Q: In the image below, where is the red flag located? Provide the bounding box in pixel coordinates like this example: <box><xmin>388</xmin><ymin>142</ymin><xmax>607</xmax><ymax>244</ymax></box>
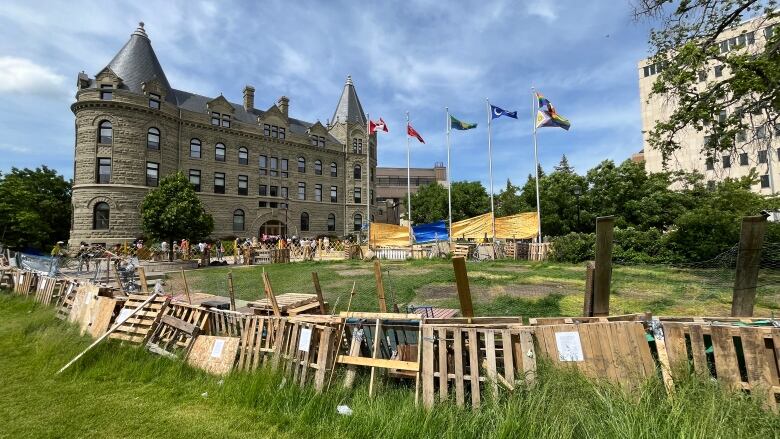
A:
<box><xmin>369</xmin><ymin>118</ymin><xmax>389</xmax><ymax>134</ymax></box>
<box><xmin>407</xmin><ymin>123</ymin><xmax>425</xmax><ymax>143</ymax></box>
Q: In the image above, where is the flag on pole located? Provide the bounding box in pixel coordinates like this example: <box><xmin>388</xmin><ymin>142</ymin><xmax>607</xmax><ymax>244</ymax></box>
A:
<box><xmin>490</xmin><ymin>104</ymin><xmax>517</xmax><ymax>120</ymax></box>
<box><xmin>369</xmin><ymin>118</ymin><xmax>389</xmax><ymax>134</ymax></box>
<box><xmin>535</xmin><ymin>92</ymin><xmax>571</xmax><ymax>130</ymax></box>
<box><xmin>449</xmin><ymin>115</ymin><xmax>477</xmax><ymax>130</ymax></box>
<box><xmin>407</xmin><ymin>124</ymin><xmax>425</xmax><ymax>143</ymax></box>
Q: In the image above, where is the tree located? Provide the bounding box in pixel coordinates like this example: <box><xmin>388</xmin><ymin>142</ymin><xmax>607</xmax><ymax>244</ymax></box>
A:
<box><xmin>451</xmin><ymin>181</ymin><xmax>490</xmax><ymax>221</ymax></box>
<box><xmin>0</xmin><ymin>167</ymin><xmax>72</xmax><ymax>251</ymax></box>
<box><xmin>636</xmin><ymin>1</ymin><xmax>780</xmax><ymax>162</ymax></box>
<box><xmin>406</xmin><ymin>183</ymin><xmax>448</xmax><ymax>224</ymax></box>
<box><xmin>496</xmin><ymin>179</ymin><xmax>524</xmax><ymax>217</ymax></box>
<box><xmin>141</xmin><ymin>172</ymin><xmax>214</xmax><ymax>253</ymax></box>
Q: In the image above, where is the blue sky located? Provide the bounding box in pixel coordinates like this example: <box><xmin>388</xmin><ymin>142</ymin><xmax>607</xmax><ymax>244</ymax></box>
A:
<box><xmin>0</xmin><ymin>0</ymin><xmax>654</xmax><ymax>190</ymax></box>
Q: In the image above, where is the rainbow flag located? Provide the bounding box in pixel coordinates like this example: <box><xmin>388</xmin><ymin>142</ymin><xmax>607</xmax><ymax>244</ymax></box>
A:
<box><xmin>535</xmin><ymin>92</ymin><xmax>571</xmax><ymax>131</ymax></box>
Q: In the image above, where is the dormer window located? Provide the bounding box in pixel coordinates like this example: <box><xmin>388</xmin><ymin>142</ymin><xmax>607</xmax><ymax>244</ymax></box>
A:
<box><xmin>149</xmin><ymin>93</ymin><xmax>161</xmax><ymax>109</ymax></box>
<box><xmin>211</xmin><ymin>112</ymin><xmax>221</xmax><ymax>126</ymax></box>
<box><xmin>310</xmin><ymin>135</ymin><xmax>326</xmax><ymax>147</ymax></box>
<box><xmin>100</xmin><ymin>84</ymin><xmax>113</xmax><ymax>101</ymax></box>
<box><xmin>263</xmin><ymin>124</ymin><xmax>286</xmax><ymax>139</ymax></box>
<box><xmin>222</xmin><ymin>114</ymin><xmax>231</xmax><ymax>128</ymax></box>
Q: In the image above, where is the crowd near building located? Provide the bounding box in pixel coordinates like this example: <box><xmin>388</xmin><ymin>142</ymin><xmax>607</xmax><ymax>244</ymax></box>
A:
<box><xmin>639</xmin><ymin>14</ymin><xmax>780</xmax><ymax>194</ymax></box>
<box><xmin>69</xmin><ymin>23</ymin><xmax>377</xmax><ymax>247</ymax></box>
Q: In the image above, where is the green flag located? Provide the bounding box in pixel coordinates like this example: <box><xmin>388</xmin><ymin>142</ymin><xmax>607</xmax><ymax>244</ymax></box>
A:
<box><xmin>450</xmin><ymin>115</ymin><xmax>477</xmax><ymax>130</ymax></box>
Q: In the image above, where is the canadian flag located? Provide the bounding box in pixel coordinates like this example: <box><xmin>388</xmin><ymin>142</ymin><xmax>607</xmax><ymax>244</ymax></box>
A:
<box><xmin>407</xmin><ymin>124</ymin><xmax>425</xmax><ymax>144</ymax></box>
<box><xmin>368</xmin><ymin>118</ymin><xmax>389</xmax><ymax>134</ymax></box>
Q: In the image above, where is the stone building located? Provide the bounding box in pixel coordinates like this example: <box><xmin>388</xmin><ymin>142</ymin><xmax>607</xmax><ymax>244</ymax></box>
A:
<box><xmin>374</xmin><ymin>163</ymin><xmax>447</xmax><ymax>224</ymax></box>
<box><xmin>70</xmin><ymin>23</ymin><xmax>377</xmax><ymax>246</ymax></box>
<box><xmin>639</xmin><ymin>14</ymin><xmax>779</xmax><ymax>194</ymax></box>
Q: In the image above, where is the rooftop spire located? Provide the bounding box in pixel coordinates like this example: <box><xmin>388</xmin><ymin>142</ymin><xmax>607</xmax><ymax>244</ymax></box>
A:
<box><xmin>132</xmin><ymin>22</ymin><xmax>148</xmax><ymax>39</ymax></box>
<box><xmin>331</xmin><ymin>74</ymin><xmax>366</xmax><ymax>125</ymax></box>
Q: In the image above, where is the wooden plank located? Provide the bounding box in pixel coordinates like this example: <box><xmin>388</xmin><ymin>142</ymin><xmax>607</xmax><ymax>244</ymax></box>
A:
<box><xmin>339</xmin><ymin>312</ymin><xmax>422</xmax><ymax>320</ymax></box>
<box><xmin>654</xmin><ymin>333</ymin><xmax>675</xmax><ymax>394</ymax></box>
<box><xmin>740</xmin><ymin>328</ymin><xmax>772</xmax><ymax>389</ymax></box>
<box><xmin>159</xmin><ymin>314</ymin><xmax>197</xmax><ymax>334</ymax></box>
<box><xmin>227</xmin><ymin>271</ymin><xmax>236</xmax><ymax>311</ymax></box>
<box><xmin>452</xmin><ymin>257</ymin><xmax>474</xmax><ymax>318</ymax></box>
<box><xmin>187</xmin><ymin>336</ymin><xmax>240</xmax><ymax>375</ymax></box>
<box><xmin>453</xmin><ymin>328</ymin><xmax>465</xmax><ymax>406</ymax></box>
<box><xmin>137</xmin><ymin>267</ymin><xmax>148</xmax><ymax>293</ymax></box>
<box><xmin>467</xmin><ymin>328</ymin><xmax>480</xmax><ymax>408</ymax></box>
<box><xmin>438</xmin><ymin>328</ymin><xmax>448</xmax><ymax>401</ymax></box>
<box><xmin>373</xmin><ymin>261</ymin><xmax>387</xmax><ymax>313</ymax></box>
<box><xmin>343</xmin><ymin>329</ymin><xmax>362</xmax><ymax>388</ymax></box>
<box><xmin>311</xmin><ymin>272</ymin><xmax>327</xmax><ymax>314</ymax></box>
<box><xmin>711</xmin><ymin>326</ymin><xmax>741</xmax><ymax>388</ymax></box>
<box><xmin>484</xmin><ymin>330</ymin><xmax>498</xmax><ymax>397</ymax></box>
<box><xmin>593</xmin><ymin>216</ymin><xmax>614</xmax><ymax>316</ymax></box>
<box><xmin>368</xmin><ymin>319</ymin><xmax>381</xmax><ymax>397</ymax></box>
<box><xmin>731</xmin><ymin>216</ymin><xmax>767</xmax><ymax>317</ymax></box>
<box><xmin>422</xmin><ymin>325</ymin><xmax>435</xmax><ymax>408</ymax></box>
<box><xmin>661</xmin><ymin>323</ymin><xmax>688</xmax><ymax>374</ymax></box>
<box><xmin>518</xmin><ymin>330</ymin><xmax>536</xmax><ymax>385</ymax></box>
<box><xmin>262</xmin><ymin>272</ymin><xmax>281</xmax><ymax>317</ymax></box>
<box><xmin>688</xmin><ymin>325</ymin><xmax>709</xmax><ymax>376</ymax></box>
<box><xmin>314</xmin><ymin>327</ymin><xmax>333</xmax><ymax>392</ymax></box>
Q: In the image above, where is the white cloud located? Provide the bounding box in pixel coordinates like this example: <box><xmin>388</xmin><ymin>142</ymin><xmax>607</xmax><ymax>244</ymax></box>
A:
<box><xmin>0</xmin><ymin>144</ymin><xmax>31</xmax><ymax>153</ymax></box>
<box><xmin>526</xmin><ymin>0</ymin><xmax>557</xmax><ymax>22</ymax></box>
<box><xmin>0</xmin><ymin>57</ymin><xmax>68</xmax><ymax>98</ymax></box>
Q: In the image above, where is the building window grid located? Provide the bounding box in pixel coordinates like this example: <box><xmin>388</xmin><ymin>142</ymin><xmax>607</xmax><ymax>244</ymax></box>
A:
<box><xmin>259</xmin><ymin>155</ymin><xmax>268</xmax><ymax>175</ymax></box>
<box><xmin>263</xmin><ymin>124</ymin><xmax>286</xmax><ymax>139</ymax></box>
<box><xmin>190</xmin><ymin>139</ymin><xmax>201</xmax><ymax>158</ymax></box>
<box><xmin>147</xmin><ymin>127</ymin><xmax>160</xmax><ymax>149</ymax></box>
<box><xmin>315</xmin><ymin>184</ymin><xmax>322</xmax><ymax>202</ymax></box>
<box><xmin>758</xmin><ymin>149</ymin><xmax>768</xmax><ymax>164</ymax></box>
<box><xmin>301</xmin><ymin>212</ymin><xmax>310</xmax><ymax>231</ymax></box>
<box><xmin>354</xmin><ymin>187</ymin><xmax>362</xmax><ymax>203</ymax></box>
<box><xmin>354</xmin><ymin>164</ymin><xmax>362</xmax><ymax>180</ymax></box>
<box><xmin>270</xmin><ymin>185</ymin><xmax>278</xmax><ymax>197</ymax></box>
<box><xmin>327</xmin><ymin>213</ymin><xmax>336</xmax><ymax>232</ymax></box>
<box><xmin>352</xmin><ymin>138</ymin><xmax>363</xmax><ymax>153</ymax></box>
<box><xmin>211</xmin><ymin>112</ymin><xmax>220</xmax><ymax>126</ymax></box>
<box><xmin>281</xmin><ymin>158</ymin><xmax>288</xmax><ymax>178</ymax></box>
<box><xmin>149</xmin><ymin>93</ymin><xmax>161</xmax><ymax>109</ymax></box>
<box><xmin>298</xmin><ymin>182</ymin><xmax>306</xmax><ymax>200</ymax></box>
<box><xmin>214</xmin><ymin>172</ymin><xmax>225</xmax><ymax>194</ymax></box>
<box><xmin>298</xmin><ymin>157</ymin><xmax>306</xmax><ymax>173</ymax></box>
<box><xmin>222</xmin><ymin>114</ymin><xmax>231</xmax><ymax>128</ymax></box>
<box><xmin>760</xmin><ymin>174</ymin><xmax>770</xmax><ymax>188</ymax></box>
<box><xmin>259</xmin><ymin>184</ymin><xmax>267</xmax><ymax>196</ymax></box>
<box><xmin>238</xmin><ymin>147</ymin><xmax>248</xmax><ymax>165</ymax></box>
<box><xmin>353</xmin><ymin>214</ymin><xmax>363</xmax><ymax>232</ymax></box>
<box><xmin>100</xmin><ymin>84</ymin><xmax>113</xmax><ymax>100</ymax></box>
<box><xmin>270</xmin><ymin>157</ymin><xmax>278</xmax><ymax>177</ymax></box>
<box><xmin>93</xmin><ymin>202</ymin><xmax>110</xmax><ymax>230</ymax></box>
<box><xmin>98</xmin><ymin>121</ymin><xmax>112</xmax><ymax>144</ymax></box>
<box><xmin>238</xmin><ymin>175</ymin><xmax>248</xmax><ymax>195</ymax></box>
<box><xmin>330</xmin><ymin>186</ymin><xmax>337</xmax><ymax>203</ymax></box>
<box><xmin>146</xmin><ymin>162</ymin><xmax>159</xmax><ymax>187</ymax></box>
<box><xmin>215</xmin><ymin>143</ymin><xmax>226</xmax><ymax>162</ymax></box>
<box><xmin>233</xmin><ymin>209</ymin><xmax>245</xmax><ymax>231</ymax></box>
<box><xmin>189</xmin><ymin>169</ymin><xmax>201</xmax><ymax>192</ymax></box>
<box><xmin>739</xmin><ymin>152</ymin><xmax>749</xmax><ymax>166</ymax></box>
<box><xmin>96</xmin><ymin>158</ymin><xmax>111</xmax><ymax>184</ymax></box>
<box><xmin>722</xmin><ymin>155</ymin><xmax>731</xmax><ymax>168</ymax></box>
<box><xmin>330</xmin><ymin>162</ymin><xmax>338</xmax><ymax>177</ymax></box>
<box><xmin>314</xmin><ymin>160</ymin><xmax>322</xmax><ymax>175</ymax></box>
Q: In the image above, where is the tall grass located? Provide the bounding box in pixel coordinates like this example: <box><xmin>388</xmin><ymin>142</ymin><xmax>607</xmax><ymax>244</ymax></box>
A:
<box><xmin>0</xmin><ymin>295</ymin><xmax>777</xmax><ymax>438</ymax></box>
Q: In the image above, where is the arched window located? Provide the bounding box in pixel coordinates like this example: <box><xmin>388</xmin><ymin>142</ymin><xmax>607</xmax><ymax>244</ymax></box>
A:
<box><xmin>314</xmin><ymin>160</ymin><xmax>322</xmax><ymax>175</ymax></box>
<box><xmin>147</xmin><ymin>127</ymin><xmax>160</xmax><ymax>149</ymax></box>
<box><xmin>190</xmin><ymin>138</ymin><xmax>201</xmax><ymax>158</ymax></box>
<box><xmin>330</xmin><ymin>162</ymin><xmax>338</xmax><ymax>177</ymax></box>
<box><xmin>327</xmin><ymin>213</ymin><xmax>336</xmax><ymax>232</ymax></box>
<box><xmin>98</xmin><ymin>120</ymin><xmax>112</xmax><ymax>144</ymax></box>
<box><xmin>297</xmin><ymin>157</ymin><xmax>306</xmax><ymax>173</ymax></box>
<box><xmin>300</xmin><ymin>212</ymin><xmax>310</xmax><ymax>231</ymax></box>
<box><xmin>215</xmin><ymin>143</ymin><xmax>226</xmax><ymax>162</ymax></box>
<box><xmin>353</xmin><ymin>214</ymin><xmax>363</xmax><ymax>232</ymax></box>
<box><xmin>238</xmin><ymin>147</ymin><xmax>248</xmax><ymax>165</ymax></box>
<box><xmin>93</xmin><ymin>202</ymin><xmax>110</xmax><ymax>230</ymax></box>
<box><xmin>233</xmin><ymin>209</ymin><xmax>245</xmax><ymax>232</ymax></box>
<box><xmin>354</xmin><ymin>164</ymin><xmax>362</xmax><ymax>180</ymax></box>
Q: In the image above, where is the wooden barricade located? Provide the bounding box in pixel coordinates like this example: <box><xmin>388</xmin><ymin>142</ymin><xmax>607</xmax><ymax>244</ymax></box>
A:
<box><xmin>421</xmin><ymin>324</ymin><xmax>536</xmax><ymax>409</ymax></box>
<box><xmin>528</xmin><ymin>243</ymin><xmax>551</xmax><ymax>261</ymax></box>
<box><xmin>12</xmin><ymin>270</ymin><xmax>36</xmax><ymax>296</ymax></box>
<box><xmin>56</xmin><ymin>281</ymin><xmax>79</xmax><ymax>320</ymax></box>
<box><xmin>273</xmin><ymin>317</ymin><xmax>340</xmax><ymax>392</ymax></box>
<box><xmin>529</xmin><ymin>313</ymin><xmax>647</xmax><ymax>326</ymax></box>
<box><xmin>249</xmin><ymin>293</ymin><xmax>323</xmax><ymax>316</ymax></box>
<box><xmin>109</xmin><ymin>294</ymin><xmax>170</xmax><ymax>344</ymax></box>
<box><xmin>33</xmin><ymin>276</ymin><xmax>65</xmax><ymax>305</ymax></box>
<box><xmin>452</xmin><ymin>244</ymin><xmax>470</xmax><ymax>259</ymax></box>
<box><xmin>661</xmin><ymin>322</ymin><xmax>780</xmax><ymax>410</ymax></box>
<box><xmin>156</xmin><ymin>302</ymin><xmax>211</xmax><ymax>347</ymax></box>
<box><xmin>146</xmin><ymin>314</ymin><xmax>201</xmax><ymax>360</ymax></box>
<box><xmin>0</xmin><ymin>267</ymin><xmax>13</xmax><ymax>288</ymax></box>
<box><xmin>236</xmin><ymin>316</ymin><xmax>286</xmax><ymax>372</ymax></box>
<box><xmin>534</xmin><ymin>321</ymin><xmax>656</xmax><ymax>391</ymax></box>
<box><xmin>206</xmin><ymin>308</ymin><xmax>245</xmax><ymax>337</ymax></box>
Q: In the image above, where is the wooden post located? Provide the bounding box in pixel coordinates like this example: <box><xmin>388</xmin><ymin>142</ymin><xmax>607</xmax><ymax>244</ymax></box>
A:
<box><xmin>262</xmin><ymin>271</ymin><xmax>281</xmax><ymax>317</ymax></box>
<box><xmin>311</xmin><ymin>272</ymin><xmax>327</xmax><ymax>314</ymax></box>
<box><xmin>227</xmin><ymin>271</ymin><xmax>236</xmax><ymax>311</ymax></box>
<box><xmin>373</xmin><ymin>260</ymin><xmax>387</xmax><ymax>313</ymax></box>
<box><xmin>583</xmin><ymin>261</ymin><xmax>595</xmax><ymax>317</ymax></box>
<box><xmin>137</xmin><ymin>266</ymin><xmax>149</xmax><ymax>293</ymax></box>
<box><xmin>731</xmin><ymin>215</ymin><xmax>767</xmax><ymax>317</ymax></box>
<box><xmin>368</xmin><ymin>318</ymin><xmax>381</xmax><ymax>397</ymax></box>
<box><xmin>327</xmin><ymin>282</ymin><xmax>356</xmax><ymax>390</ymax></box>
<box><xmin>452</xmin><ymin>257</ymin><xmax>474</xmax><ymax>318</ymax></box>
<box><xmin>180</xmin><ymin>268</ymin><xmax>192</xmax><ymax>304</ymax></box>
<box><xmin>592</xmin><ymin>216</ymin><xmax>615</xmax><ymax>317</ymax></box>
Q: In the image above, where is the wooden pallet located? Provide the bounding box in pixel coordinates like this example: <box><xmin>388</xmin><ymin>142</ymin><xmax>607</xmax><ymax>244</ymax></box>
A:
<box><xmin>529</xmin><ymin>313</ymin><xmax>647</xmax><ymax>326</ymax></box>
<box><xmin>661</xmin><ymin>322</ymin><xmax>780</xmax><ymax>410</ymax></box>
<box><xmin>273</xmin><ymin>319</ymin><xmax>339</xmax><ymax>392</ymax></box>
<box><xmin>236</xmin><ymin>316</ymin><xmax>286</xmax><ymax>372</ymax></box>
<box><xmin>155</xmin><ymin>302</ymin><xmax>211</xmax><ymax>347</ymax></box>
<box><xmin>33</xmin><ymin>276</ymin><xmax>65</xmax><ymax>305</ymax></box>
<box><xmin>249</xmin><ymin>293</ymin><xmax>321</xmax><ymax>316</ymax></box>
<box><xmin>187</xmin><ymin>335</ymin><xmax>240</xmax><ymax>375</ymax></box>
<box><xmin>146</xmin><ymin>314</ymin><xmax>201</xmax><ymax>360</ymax></box>
<box><xmin>421</xmin><ymin>324</ymin><xmax>536</xmax><ymax>409</ymax></box>
<box><xmin>206</xmin><ymin>308</ymin><xmax>245</xmax><ymax>337</ymax></box>
<box><xmin>108</xmin><ymin>294</ymin><xmax>170</xmax><ymax>344</ymax></box>
<box><xmin>452</xmin><ymin>244</ymin><xmax>470</xmax><ymax>258</ymax></box>
<box><xmin>0</xmin><ymin>267</ymin><xmax>14</xmax><ymax>288</ymax></box>
<box><xmin>534</xmin><ymin>322</ymin><xmax>656</xmax><ymax>391</ymax></box>
<box><xmin>12</xmin><ymin>270</ymin><xmax>36</xmax><ymax>296</ymax></box>
<box><xmin>56</xmin><ymin>282</ymin><xmax>79</xmax><ymax>320</ymax></box>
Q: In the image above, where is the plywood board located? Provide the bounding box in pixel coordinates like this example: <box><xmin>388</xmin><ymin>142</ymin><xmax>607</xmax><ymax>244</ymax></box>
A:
<box><xmin>187</xmin><ymin>335</ymin><xmax>240</xmax><ymax>375</ymax></box>
<box><xmin>88</xmin><ymin>296</ymin><xmax>120</xmax><ymax>338</ymax></box>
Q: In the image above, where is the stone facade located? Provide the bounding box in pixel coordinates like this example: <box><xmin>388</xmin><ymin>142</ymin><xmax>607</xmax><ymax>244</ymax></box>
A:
<box><xmin>70</xmin><ymin>23</ymin><xmax>377</xmax><ymax>246</ymax></box>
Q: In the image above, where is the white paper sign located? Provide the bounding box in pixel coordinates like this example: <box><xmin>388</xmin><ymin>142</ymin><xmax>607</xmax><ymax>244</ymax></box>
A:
<box><xmin>117</xmin><ymin>308</ymin><xmax>133</xmax><ymax>324</ymax></box>
<box><xmin>298</xmin><ymin>328</ymin><xmax>312</xmax><ymax>352</ymax></box>
<box><xmin>211</xmin><ymin>339</ymin><xmax>226</xmax><ymax>358</ymax></box>
<box><xmin>555</xmin><ymin>331</ymin><xmax>584</xmax><ymax>362</ymax></box>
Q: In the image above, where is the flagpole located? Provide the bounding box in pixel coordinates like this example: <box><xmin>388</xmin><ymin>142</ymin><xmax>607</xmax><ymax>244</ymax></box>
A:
<box><xmin>446</xmin><ymin>107</ymin><xmax>452</xmax><ymax>243</ymax></box>
<box><xmin>486</xmin><ymin>98</ymin><xmax>496</xmax><ymax>242</ymax></box>
<box><xmin>366</xmin><ymin>113</ymin><xmax>371</xmax><ymax>247</ymax></box>
<box><xmin>531</xmin><ymin>89</ymin><xmax>542</xmax><ymax>244</ymax></box>
<box><xmin>406</xmin><ymin>111</ymin><xmax>412</xmax><ymax>246</ymax></box>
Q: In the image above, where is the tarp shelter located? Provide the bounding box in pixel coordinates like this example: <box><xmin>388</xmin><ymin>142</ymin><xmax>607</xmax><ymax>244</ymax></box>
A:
<box><xmin>370</xmin><ymin>222</ymin><xmax>409</xmax><ymax>247</ymax></box>
<box><xmin>451</xmin><ymin>212</ymin><xmax>538</xmax><ymax>241</ymax></box>
<box><xmin>413</xmin><ymin>221</ymin><xmax>448</xmax><ymax>243</ymax></box>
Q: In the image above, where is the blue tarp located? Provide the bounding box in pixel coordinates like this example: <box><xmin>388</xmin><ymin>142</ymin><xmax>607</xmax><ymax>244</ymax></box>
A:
<box><xmin>412</xmin><ymin>220</ymin><xmax>448</xmax><ymax>243</ymax></box>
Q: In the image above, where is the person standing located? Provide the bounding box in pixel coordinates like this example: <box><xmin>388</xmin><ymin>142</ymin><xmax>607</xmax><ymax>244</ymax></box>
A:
<box><xmin>216</xmin><ymin>240</ymin><xmax>224</xmax><ymax>262</ymax></box>
<box><xmin>161</xmin><ymin>240</ymin><xmax>169</xmax><ymax>261</ymax></box>
<box><xmin>233</xmin><ymin>237</ymin><xmax>240</xmax><ymax>264</ymax></box>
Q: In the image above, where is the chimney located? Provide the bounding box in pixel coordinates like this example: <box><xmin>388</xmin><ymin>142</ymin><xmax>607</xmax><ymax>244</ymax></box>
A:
<box><xmin>77</xmin><ymin>71</ymin><xmax>90</xmax><ymax>90</ymax></box>
<box><xmin>277</xmin><ymin>96</ymin><xmax>289</xmax><ymax>117</ymax></box>
<box><xmin>243</xmin><ymin>85</ymin><xmax>255</xmax><ymax>111</ymax></box>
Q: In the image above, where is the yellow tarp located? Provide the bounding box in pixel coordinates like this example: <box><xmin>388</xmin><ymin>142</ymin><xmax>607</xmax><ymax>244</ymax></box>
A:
<box><xmin>451</xmin><ymin>212</ymin><xmax>538</xmax><ymax>241</ymax></box>
<box><xmin>370</xmin><ymin>222</ymin><xmax>410</xmax><ymax>247</ymax></box>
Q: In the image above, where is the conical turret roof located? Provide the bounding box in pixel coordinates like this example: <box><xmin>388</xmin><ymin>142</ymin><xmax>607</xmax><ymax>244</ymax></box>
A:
<box><xmin>102</xmin><ymin>22</ymin><xmax>175</xmax><ymax>103</ymax></box>
<box><xmin>331</xmin><ymin>75</ymin><xmax>366</xmax><ymax>125</ymax></box>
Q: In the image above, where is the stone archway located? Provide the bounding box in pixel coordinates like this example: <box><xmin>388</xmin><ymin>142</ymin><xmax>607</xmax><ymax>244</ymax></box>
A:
<box><xmin>259</xmin><ymin>220</ymin><xmax>287</xmax><ymax>237</ymax></box>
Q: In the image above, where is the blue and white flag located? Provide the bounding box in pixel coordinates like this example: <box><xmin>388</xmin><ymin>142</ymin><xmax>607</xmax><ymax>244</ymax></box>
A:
<box><xmin>490</xmin><ymin>104</ymin><xmax>518</xmax><ymax>120</ymax></box>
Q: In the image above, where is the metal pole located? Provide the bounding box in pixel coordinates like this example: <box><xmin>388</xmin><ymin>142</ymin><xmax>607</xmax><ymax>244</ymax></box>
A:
<box><xmin>486</xmin><ymin>98</ymin><xmax>496</xmax><ymax>241</ymax></box>
<box><xmin>531</xmin><ymin>89</ymin><xmax>542</xmax><ymax>243</ymax></box>
<box><xmin>446</xmin><ymin>107</ymin><xmax>452</xmax><ymax>243</ymax></box>
<box><xmin>406</xmin><ymin>111</ymin><xmax>413</xmax><ymax>245</ymax></box>
<box><xmin>366</xmin><ymin>113</ymin><xmax>370</xmax><ymax>245</ymax></box>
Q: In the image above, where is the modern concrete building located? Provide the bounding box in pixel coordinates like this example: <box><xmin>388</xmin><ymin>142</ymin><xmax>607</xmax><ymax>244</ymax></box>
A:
<box><xmin>638</xmin><ymin>15</ymin><xmax>779</xmax><ymax>193</ymax></box>
<box><xmin>70</xmin><ymin>23</ymin><xmax>377</xmax><ymax>246</ymax></box>
<box><xmin>375</xmin><ymin>163</ymin><xmax>447</xmax><ymax>224</ymax></box>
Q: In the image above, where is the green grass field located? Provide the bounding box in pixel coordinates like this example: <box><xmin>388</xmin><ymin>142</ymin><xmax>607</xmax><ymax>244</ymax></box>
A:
<box><xmin>171</xmin><ymin>259</ymin><xmax>780</xmax><ymax>318</ymax></box>
<box><xmin>0</xmin><ymin>295</ymin><xmax>777</xmax><ymax>438</ymax></box>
